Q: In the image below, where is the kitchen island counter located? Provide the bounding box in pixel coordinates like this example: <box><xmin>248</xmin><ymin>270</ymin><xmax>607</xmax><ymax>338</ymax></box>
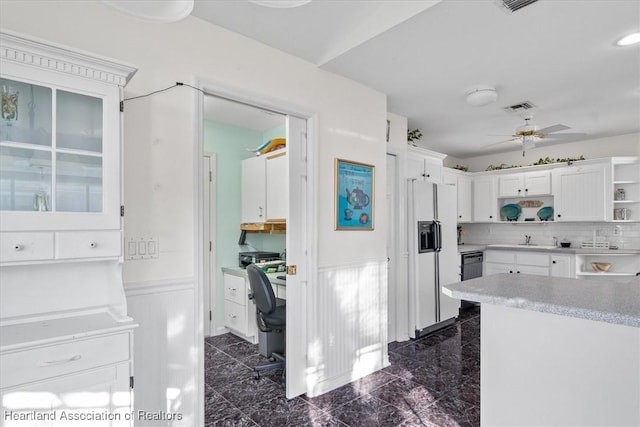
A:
<box><xmin>444</xmin><ymin>274</ymin><xmax>640</xmax><ymax>426</ymax></box>
<box><xmin>444</xmin><ymin>273</ymin><xmax>640</xmax><ymax>327</ymax></box>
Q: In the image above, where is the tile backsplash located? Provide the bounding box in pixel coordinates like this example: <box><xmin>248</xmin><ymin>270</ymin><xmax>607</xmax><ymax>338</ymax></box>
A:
<box><xmin>460</xmin><ymin>222</ymin><xmax>640</xmax><ymax>249</ymax></box>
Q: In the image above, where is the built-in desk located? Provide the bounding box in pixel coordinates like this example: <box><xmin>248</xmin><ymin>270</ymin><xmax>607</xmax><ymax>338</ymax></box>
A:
<box><xmin>221</xmin><ymin>266</ymin><xmax>286</xmax><ymax>343</ymax></box>
<box><xmin>444</xmin><ymin>274</ymin><xmax>640</xmax><ymax>426</ymax></box>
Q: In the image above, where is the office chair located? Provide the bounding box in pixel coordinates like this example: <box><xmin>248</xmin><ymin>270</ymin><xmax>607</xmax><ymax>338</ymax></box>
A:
<box><xmin>247</xmin><ymin>264</ymin><xmax>286</xmax><ymax>379</ymax></box>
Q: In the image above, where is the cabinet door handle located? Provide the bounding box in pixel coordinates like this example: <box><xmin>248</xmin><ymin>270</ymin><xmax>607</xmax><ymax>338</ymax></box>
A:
<box><xmin>517</xmin><ymin>271</ymin><xmax>521</xmax><ymax>274</ymax></box>
<box><xmin>557</xmin><ymin>214</ymin><xmax>562</xmax><ymax>218</ymax></box>
<box><xmin>89</xmin><ymin>242</ymin><xmax>97</xmax><ymax>248</ymax></box>
<box><xmin>518</xmin><ymin>189</ymin><xmax>521</xmax><ymax>193</ymax></box>
<box><xmin>38</xmin><ymin>354</ymin><xmax>82</xmax><ymax>367</ymax></box>
<box><xmin>13</xmin><ymin>244</ymin><xmax>22</xmax><ymax>251</ymax></box>
<box><xmin>509</xmin><ymin>270</ymin><xmax>513</xmax><ymax>273</ymax></box>
<box><xmin>552</xmin><ymin>260</ymin><xmax>557</xmax><ymax>264</ymax></box>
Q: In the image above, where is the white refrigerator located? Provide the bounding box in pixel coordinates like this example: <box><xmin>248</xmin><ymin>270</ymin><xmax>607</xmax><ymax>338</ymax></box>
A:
<box><xmin>408</xmin><ymin>179</ymin><xmax>460</xmax><ymax>338</ymax></box>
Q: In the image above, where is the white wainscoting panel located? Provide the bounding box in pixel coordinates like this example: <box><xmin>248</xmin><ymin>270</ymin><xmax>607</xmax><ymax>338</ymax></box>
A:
<box><xmin>307</xmin><ymin>258</ymin><xmax>389</xmax><ymax>397</ymax></box>
<box><xmin>125</xmin><ymin>278</ymin><xmax>197</xmax><ymax>427</ymax></box>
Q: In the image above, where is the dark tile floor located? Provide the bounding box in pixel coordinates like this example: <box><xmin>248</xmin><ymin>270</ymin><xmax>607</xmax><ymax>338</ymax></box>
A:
<box><xmin>204</xmin><ymin>306</ymin><xmax>480</xmax><ymax>426</ymax></box>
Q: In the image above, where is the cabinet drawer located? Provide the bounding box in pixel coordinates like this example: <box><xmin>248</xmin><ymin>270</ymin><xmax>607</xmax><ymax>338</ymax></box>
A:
<box><xmin>0</xmin><ymin>232</ymin><xmax>54</xmax><ymax>263</ymax></box>
<box><xmin>55</xmin><ymin>230</ymin><xmax>121</xmax><ymax>259</ymax></box>
<box><xmin>485</xmin><ymin>251</ymin><xmax>515</xmax><ymax>264</ymax></box>
<box><xmin>516</xmin><ymin>252</ymin><xmax>549</xmax><ymax>267</ymax></box>
<box><xmin>0</xmin><ymin>333</ymin><xmax>130</xmax><ymax>389</ymax></box>
<box><xmin>224</xmin><ymin>300</ymin><xmax>248</xmax><ymax>335</ymax></box>
<box><xmin>224</xmin><ymin>274</ymin><xmax>247</xmax><ymax>306</ymax></box>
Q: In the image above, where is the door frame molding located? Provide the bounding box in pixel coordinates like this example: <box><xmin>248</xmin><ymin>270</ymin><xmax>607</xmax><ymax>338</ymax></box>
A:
<box><xmin>194</xmin><ymin>78</ymin><xmax>317</xmax><ymax>407</ymax></box>
<box><xmin>387</xmin><ymin>145</ymin><xmax>409</xmax><ymax>342</ymax></box>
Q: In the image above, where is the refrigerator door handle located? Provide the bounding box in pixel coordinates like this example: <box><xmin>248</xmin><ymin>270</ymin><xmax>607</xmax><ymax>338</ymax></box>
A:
<box><xmin>434</xmin><ymin>220</ymin><xmax>442</xmax><ymax>252</ymax></box>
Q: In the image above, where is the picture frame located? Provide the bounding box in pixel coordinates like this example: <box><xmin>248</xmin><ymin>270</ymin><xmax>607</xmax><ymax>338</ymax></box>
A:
<box><xmin>335</xmin><ymin>158</ymin><xmax>374</xmax><ymax>230</ymax></box>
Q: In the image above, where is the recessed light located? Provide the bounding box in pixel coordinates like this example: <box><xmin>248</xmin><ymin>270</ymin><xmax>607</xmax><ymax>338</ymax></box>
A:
<box><xmin>616</xmin><ymin>32</ymin><xmax>640</xmax><ymax>46</ymax></box>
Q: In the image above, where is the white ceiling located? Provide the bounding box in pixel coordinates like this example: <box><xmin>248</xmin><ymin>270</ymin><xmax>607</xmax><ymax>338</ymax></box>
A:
<box><xmin>193</xmin><ymin>0</ymin><xmax>640</xmax><ymax>158</ymax></box>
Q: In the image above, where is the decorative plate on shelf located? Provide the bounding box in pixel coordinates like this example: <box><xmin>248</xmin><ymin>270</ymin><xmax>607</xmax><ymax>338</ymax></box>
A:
<box><xmin>500</xmin><ymin>203</ymin><xmax>522</xmax><ymax>221</ymax></box>
<box><xmin>537</xmin><ymin>206</ymin><xmax>554</xmax><ymax>221</ymax></box>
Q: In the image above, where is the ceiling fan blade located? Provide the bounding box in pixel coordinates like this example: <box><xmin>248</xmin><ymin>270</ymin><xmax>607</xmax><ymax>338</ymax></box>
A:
<box><xmin>537</xmin><ymin>124</ymin><xmax>571</xmax><ymax>134</ymax></box>
<box><xmin>485</xmin><ymin>137</ymin><xmax>520</xmax><ymax>147</ymax></box>
<box><xmin>540</xmin><ymin>132</ymin><xmax>587</xmax><ymax>140</ymax></box>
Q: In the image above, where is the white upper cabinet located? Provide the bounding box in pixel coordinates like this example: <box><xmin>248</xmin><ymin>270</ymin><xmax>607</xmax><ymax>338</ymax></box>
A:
<box><xmin>0</xmin><ymin>31</ymin><xmax>135</xmax><ymax>232</ymax></box>
<box><xmin>241</xmin><ymin>155</ymin><xmax>266</xmax><ymax>223</ymax></box>
<box><xmin>443</xmin><ymin>168</ymin><xmax>472</xmax><ymax>222</ymax></box>
<box><xmin>498</xmin><ymin>171</ymin><xmax>551</xmax><ymax>198</ymax></box>
<box><xmin>611</xmin><ymin>157</ymin><xmax>639</xmax><ymax>223</ymax></box>
<box><xmin>457</xmin><ymin>175</ymin><xmax>472</xmax><ymax>222</ymax></box>
<box><xmin>241</xmin><ymin>149</ymin><xmax>287</xmax><ymax>224</ymax></box>
<box><xmin>552</xmin><ymin>163</ymin><xmax>608</xmax><ymax>221</ymax></box>
<box><xmin>407</xmin><ymin>147</ymin><xmax>444</xmax><ymax>183</ymax></box>
<box><xmin>473</xmin><ymin>175</ymin><xmax>498</xmax><ymax>222</ymax></box>
<box><xmin>265</xmin><ymin>151</ymin><xmax>287</xmax><ymax>222</ymax></box>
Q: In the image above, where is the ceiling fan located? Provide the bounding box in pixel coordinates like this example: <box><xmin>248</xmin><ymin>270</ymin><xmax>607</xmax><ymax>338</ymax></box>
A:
<box><xmin>490</xmin><ymin>116</ymin><xmax>587</xmax><ymax>156</ymax></box>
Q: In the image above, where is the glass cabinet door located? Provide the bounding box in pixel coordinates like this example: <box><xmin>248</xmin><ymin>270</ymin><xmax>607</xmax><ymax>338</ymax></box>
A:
<box><xmin>0</xmin><ymin>77</ymin><xmax>104</xmax><ymax>214</ymax></box>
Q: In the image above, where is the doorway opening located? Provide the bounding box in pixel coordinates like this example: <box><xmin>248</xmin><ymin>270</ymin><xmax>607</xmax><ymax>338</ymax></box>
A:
<box><xmin>202</xmin><ymin>95</ymin><xmax>287</xmax><ymax>338</ymax></box>
<box><xmin>198</xmin><ymin>88</ymin><xmax>313</xmax><ymax>399</ymax></box>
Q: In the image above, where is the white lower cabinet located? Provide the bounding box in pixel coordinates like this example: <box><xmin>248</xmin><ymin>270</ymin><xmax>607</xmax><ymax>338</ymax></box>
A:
<box><xmin>550</xmin><ymin>254</ymin><xmax>574</xmax><ymax>278</ymax></box>
<box><xmin>222</xmin><ymin>270</ymin><xmax>287</xmax><ymax>344</ymax></box>
<box><xmin>1</xmin><ymin>322</ymin><xmax>134</xmax><ymax>427</ymax></box>
<box><xmin>484</xmin><ymin>250</ymin><xmax>550</xmax><ymax>276</ymax></box>
<box><xmin>223</xmin><ymin>272</ymin><xmax>257</xmax><ymax>343</ymax></box>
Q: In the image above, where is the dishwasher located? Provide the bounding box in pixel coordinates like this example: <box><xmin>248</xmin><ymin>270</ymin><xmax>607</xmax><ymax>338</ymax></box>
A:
<box><xmin>460</xmin><ymin>251</ymin><xmax>483</xmax><ymax>309</ymax></box>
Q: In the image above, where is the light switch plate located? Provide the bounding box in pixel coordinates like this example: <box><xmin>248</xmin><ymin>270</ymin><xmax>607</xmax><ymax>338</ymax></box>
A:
<box><xmin>125</xmin><ymin>237</ymin><xmax>159</xmax><ymax>260</ymax></box>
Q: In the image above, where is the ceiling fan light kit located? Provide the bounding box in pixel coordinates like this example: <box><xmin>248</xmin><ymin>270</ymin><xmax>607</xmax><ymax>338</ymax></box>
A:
<box><xmin>466</xmin><ymin>88</ymin><xmax>498</xmax><ymax>107</ymax></box>
<box><xmin>101</xmin><ymin>0</ymin><xmax>194</xmax><ymax>22</ymax></box>
<box><xmin>248</xmin><ymin>0</ymin><xmax>312</xmax><ymax>8</ymax></box>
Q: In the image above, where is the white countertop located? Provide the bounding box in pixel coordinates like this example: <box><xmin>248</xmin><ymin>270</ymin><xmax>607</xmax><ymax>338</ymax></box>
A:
<box><xmin>457</xmin><ymin>244</ymin><xmax>486</xmax><ymax>254</ymax></box>
<box><xmin>1</xmin><ymin>310</ymin><xmax>138</xmax><ymax>351</ymax></box>
<box><xmin>458</xmin><ymin>243</ymin><xmax>640</xmax><ymax>255</ymax></box>
<box><xmin>485</xmin><ymin>244</ymin><xmax>640</xmax><ymax>254</ymax></box>
<box><xmin>222</xmin><ymin>266</ymin><xmax>287</xmax><ymax>286</ymax></box>
<box><xmin>444</xmin><ymin>274</ymin><xmax>640</xmax><ymax>328</ymax></box>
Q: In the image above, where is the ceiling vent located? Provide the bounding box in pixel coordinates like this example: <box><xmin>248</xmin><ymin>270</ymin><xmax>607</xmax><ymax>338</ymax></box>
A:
<box><xmin>503</xmin><ymin>101</ymin><xmax>536</xmax><ymax>113</ymax></box>
<box><xmin>496</xmin><ymin>0</ymin><xmax>539</xmax><ymax>13</ymax></box>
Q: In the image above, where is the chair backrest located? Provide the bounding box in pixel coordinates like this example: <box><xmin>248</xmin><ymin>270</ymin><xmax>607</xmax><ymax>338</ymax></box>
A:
<box><xmin>247</xmin><ymin>264</ymin><xmax>277</xmax><ymax>316</ymax></box>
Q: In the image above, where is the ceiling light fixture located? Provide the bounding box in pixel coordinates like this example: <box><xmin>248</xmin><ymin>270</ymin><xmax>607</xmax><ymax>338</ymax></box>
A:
<box><xmin>466</xmin><ymin>88</ymin><xmax>498</xmax><ymax>107</ymax></box>
<box><xmin>616</xmin><ymin>32</ymin><xmax>640</xmax><ymax>46</ymax></box>
<box><xmin>248</xmin><ymin>0</ymin><xmax>312</xmax><ymax>8</ymax></box>
<box><xmin>101</xmin><ymin>0</ymin><xmax>194</xmax><ymax>23</ymax></box>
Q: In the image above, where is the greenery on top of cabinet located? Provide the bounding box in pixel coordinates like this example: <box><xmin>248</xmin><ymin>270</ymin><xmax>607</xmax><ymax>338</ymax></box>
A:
<box><xmin>485</xmin><ymin>155</ymin><xmax>586</xmax><ymax>171</ymax></box>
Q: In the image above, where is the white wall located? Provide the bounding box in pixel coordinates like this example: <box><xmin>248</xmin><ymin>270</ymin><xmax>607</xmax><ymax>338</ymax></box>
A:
<box><xmin>1</xmin><ymin>2</ymin><xmax>388</xmax><ymax>424</ymax></box>
<box><xmin>444</xmin><ymin>133</ymin><xmax>640</xmax><ymax>172</ymax></box>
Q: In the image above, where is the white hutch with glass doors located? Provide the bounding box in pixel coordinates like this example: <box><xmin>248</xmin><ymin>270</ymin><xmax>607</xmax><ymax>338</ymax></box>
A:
<box><xmin>0</xmin><ymin>30</ymin><xmax>138</xmax><ymax>425</ymax></box>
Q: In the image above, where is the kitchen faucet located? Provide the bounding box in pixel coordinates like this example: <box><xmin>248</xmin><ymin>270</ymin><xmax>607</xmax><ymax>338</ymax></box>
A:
<box><xmin>525</xmin><ymin>235</ymin><xmax>531</xmax><ymax>245</ymax></box>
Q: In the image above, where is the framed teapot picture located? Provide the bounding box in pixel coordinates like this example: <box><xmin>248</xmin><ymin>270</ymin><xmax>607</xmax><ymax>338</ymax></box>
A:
<box><xmin>335</xmin><ymin>158</ymin><xmax>374</xmax><ymax>230</ymax></box>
